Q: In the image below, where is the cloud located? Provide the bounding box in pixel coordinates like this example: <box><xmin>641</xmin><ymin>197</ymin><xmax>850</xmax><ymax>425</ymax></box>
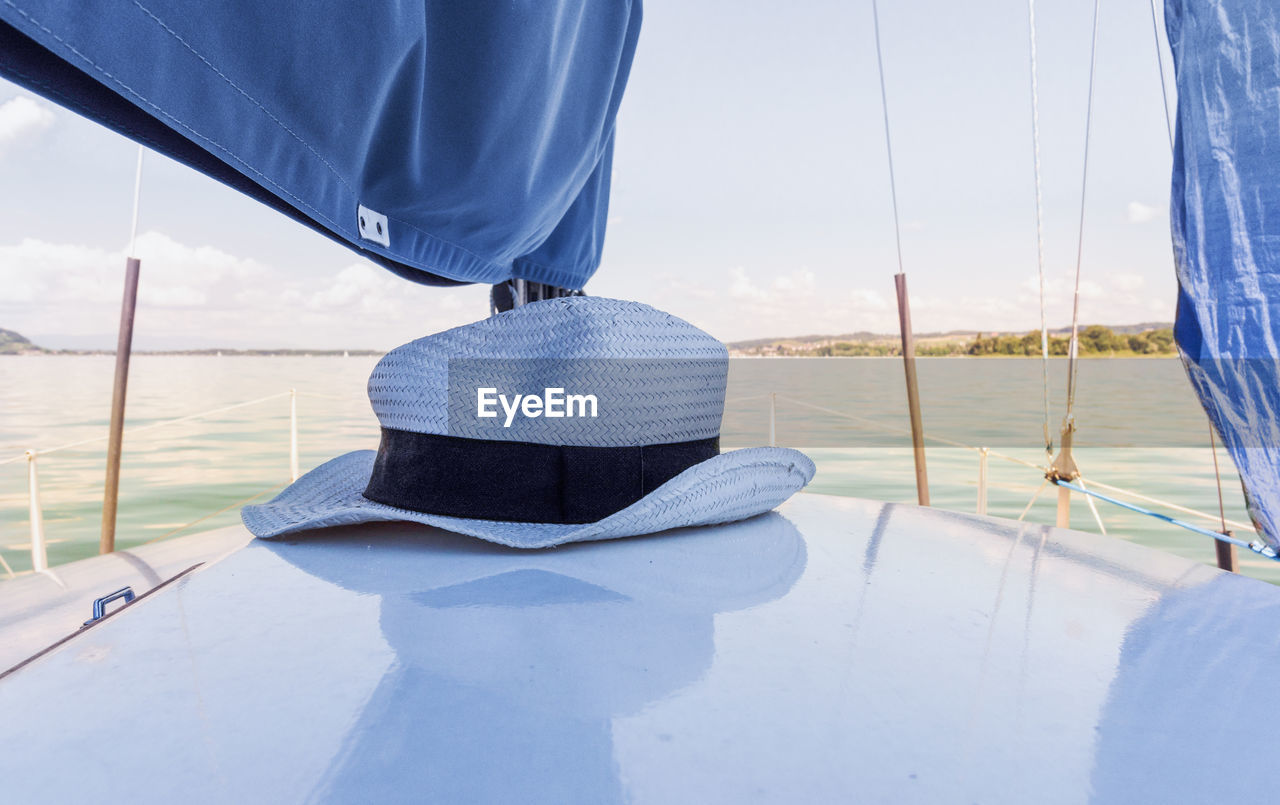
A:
<box><xmin>305</xmin><ymin>263</ymin><xmax>390</xmax><ymax>312</ymax></box>
<box><xmin>0</xmin><ymin>96</ymin><xmax>54</xmax><ymax>151</ymax></box>
<box><xmin>911</xmin><ymin>292</ymin><xmax>1020</xmax><ymax>329</ymax></box>
<box><xmin>1127</xmin><ymin>201</ymin><xmax>1161</xmax><ymax>224</ymax></box>
<box><xmin>0</xmin><ymin>232</ymin><xmax>263</xmax><ymax>311</ymax></box>
<box><xmin>0</xmin><ymin>231</ymin><xmax>1175</xmax><ymax>350</ymax></box>
<box><xmin>850</xmin><ymin>288</ymin><xmax>889</xmax><ymax>310</ymax></box>
<box><xmin>631</xmin><ymin>265</ymin><xmax>900</xmax><ymax>341</ymax></box>
<box><xmin>1012</xmin><ymin>267</ymin><xmax>1167</xmax><ymax>333</ymax></box>
<box><xmin>1111</xmin><ymin>272</ymin><xmax>1145</xmax><ymax>293</ymax></box>
<box><xmin>0</xmin><ymin>231</ymin><xmax>489</xmax><ymax>349</ymax></box>
<box><xmin>728</xmin><ymin>266</ymin><xmax>817</xmax><ymax>302</ymax></box>
<box><xmin>728</xmin><ymin>266</ymin><xmax>769</xmax><ymax>301</ymax></box>
<box><xmin>600</xmin><ymin>256</ymin><xmax>1178</xmax><ymax>343</ymax></box>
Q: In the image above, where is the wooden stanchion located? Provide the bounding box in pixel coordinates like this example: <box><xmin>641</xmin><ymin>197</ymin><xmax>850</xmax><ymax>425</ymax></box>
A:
<box><xmin>895</xmin><ymin>272</ymin><xmax>929</xmax><ymax>506</ymax></box>
<box><xmin>100</xmin><ymin>256</ymin><xmax>141</xmax><ymax>554</ymax></box>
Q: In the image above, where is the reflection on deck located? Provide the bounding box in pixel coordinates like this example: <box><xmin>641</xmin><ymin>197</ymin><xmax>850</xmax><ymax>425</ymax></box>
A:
<box><xmin>0</xmin><ymin>493</ymin><xmax>1277</xmax><ymax>803</ymax></box>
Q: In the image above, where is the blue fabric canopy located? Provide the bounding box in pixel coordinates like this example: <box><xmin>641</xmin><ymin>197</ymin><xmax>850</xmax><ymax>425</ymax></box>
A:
<box><xmin>1167</xmin><ymin>0</ymin><xmax>1280</xmax><ymax>549</ymax></box>
<box><xmin>0</xmin><ymin>1</ymin><xmax>640</xmax><ymax>288</ymax></box>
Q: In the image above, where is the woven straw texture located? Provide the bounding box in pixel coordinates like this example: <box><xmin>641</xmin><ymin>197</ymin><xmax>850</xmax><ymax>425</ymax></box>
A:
<box><xmin>242</xmin><ymin>296</ymin><xmax>815</xmax><ymax>547</ymax></box>
<box><xmin>243</xmin><ymin>447</ymin><xmax>814</xmax><ymax>548</ymax></box>
<box><xmin>369</xmin><ymin>296</ymin><xmax>727</xmax><ymax>446</ymax></box>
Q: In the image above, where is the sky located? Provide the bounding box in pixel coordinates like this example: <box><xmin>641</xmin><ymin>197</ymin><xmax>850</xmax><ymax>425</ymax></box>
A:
<box><xmin>0</xmin><ymin>0</ymin><xmax>1178</xmax><ymax>350</ymax></box>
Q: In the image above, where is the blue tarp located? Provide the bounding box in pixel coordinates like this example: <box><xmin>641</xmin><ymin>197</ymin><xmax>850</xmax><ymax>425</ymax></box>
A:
<box><xmin>1167</xmin><ymin>0</ymin><xmax>1280</xmax><ymax>549</ymax></box>
<box><xmin>0</xmin><ymin>2</ymin><xmax>640</xmax><ymax>288</ymax></box>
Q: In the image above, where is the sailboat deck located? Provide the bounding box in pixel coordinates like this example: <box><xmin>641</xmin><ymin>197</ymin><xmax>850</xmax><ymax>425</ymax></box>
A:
<box><xmin>1</xmin><ymin>492</ymin><xmax>1276</xmax><ymax>803</ymax></box>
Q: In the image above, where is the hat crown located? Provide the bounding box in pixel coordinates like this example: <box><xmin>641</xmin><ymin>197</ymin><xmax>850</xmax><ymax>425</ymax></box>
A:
<box><xmin>367</xmin><ymin>297</ymin><xmax>728</xmax><ymax>446</ymax></box>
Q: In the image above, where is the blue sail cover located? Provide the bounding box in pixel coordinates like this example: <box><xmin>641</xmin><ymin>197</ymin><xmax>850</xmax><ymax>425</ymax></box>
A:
<box><xmin>0</xmin><ymin>2</ymin><xmax>640</xmax><ymax>287</ymax></box>
<box><xmin>1166</xmin><ymin>0</ymin><xmax>1280</xmax><ymax>549</ymax></box>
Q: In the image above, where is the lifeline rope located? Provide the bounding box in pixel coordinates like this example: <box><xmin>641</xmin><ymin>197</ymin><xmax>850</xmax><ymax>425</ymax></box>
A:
<box><xmin>870</xmin><ymin>0</ymin><xmax>905</xmax><ymax>276</ymax></box>
<box><xmin>1027</xmin><ymin>0</ymin><xmax>1053</xmax><ymax>456</ymax></box>
<box><xmin>1055</xmin><ymin>480</ymin><xmax>1279</xmax><ymax>559</ymax></box>
<box><xmin>0</xmin><ymin>391</ymin><xmax>294</xmax><ymax>467</ymax></box>
<box><xmin>140</xmin><ymin>480</ymin><xmax>288</xmax><ymax>545</ymax></box>
<box><xmin>27</xmin><ymin>392</ymin><xmax>292</xmax><ymax>459</ymax></box>
<box><xmin>777</xmin><ymin>393</ymin><xmax>1250</xmax><ymax>543</ymax></box>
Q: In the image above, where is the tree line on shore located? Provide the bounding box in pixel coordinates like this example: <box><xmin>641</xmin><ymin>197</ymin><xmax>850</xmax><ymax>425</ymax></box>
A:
<box><xmin>804</xmin><ymin>325</ymin><xmax>1177</xmax><ymax>357</ymax></box>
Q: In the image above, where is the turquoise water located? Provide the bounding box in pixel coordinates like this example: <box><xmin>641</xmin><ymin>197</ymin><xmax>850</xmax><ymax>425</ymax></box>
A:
<box><xmin>0</xmin><ymin>355</ymin><xmax>1269</xmax><ymax>582</ymax></box>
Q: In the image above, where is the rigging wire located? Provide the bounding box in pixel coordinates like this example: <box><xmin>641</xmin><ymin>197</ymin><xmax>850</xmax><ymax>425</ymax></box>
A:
<box><xmin>1148</xmin><ymin>0</ymin><xmax>1175</xmax><ymax>150</ymax></box>
<box><xmin>870</xmin><ymin>0</ymin><xmax>905</xmax><ymax>275</ymax></box>
<box><xmin>1027</xmin><ymin>0</ymin><xmax>1053</xmax><ymax>456</ymax></box>
<box><xmin>1209</xmin><ymin>423</ymin><xmax>1229</xmax><ymax>535</ymax></box>
<box><xmin>1064</xmin><ymin>0</ymin><xmax>1102</xmax><ymax>424</ymax></box>
<box><xmin>1146</xmin><ymin>0</ymin><xmax>1233</xmax><ymax>537</ymax></box>
<box><xmin>128</xmin><ymin>146</ymin><xmax>144</xmax><ymax>258</ymax></box>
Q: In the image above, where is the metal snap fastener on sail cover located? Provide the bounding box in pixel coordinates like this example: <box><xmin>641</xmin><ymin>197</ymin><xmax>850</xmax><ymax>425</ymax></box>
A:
<box><xmin>82</xmin><ymin>587</ymin><xmax>136</xmax><ymax>627</ymax></box>
<box><xmin>357</xmin><ymin>204</ymin><xmax>390</xmax><ymax>247</ymax></box>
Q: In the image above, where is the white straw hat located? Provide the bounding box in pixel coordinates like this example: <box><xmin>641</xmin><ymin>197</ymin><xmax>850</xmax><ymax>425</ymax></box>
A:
<box><xmin>242</xmin><ymin>297</ymin><xmax>814</xmax><ymax>548</ymax></box>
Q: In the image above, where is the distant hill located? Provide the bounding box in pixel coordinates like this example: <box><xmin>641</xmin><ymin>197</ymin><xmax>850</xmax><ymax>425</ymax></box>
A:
<box><xmin>730</xmin><ymin>323</ymin><xmax>1177</xmax><ymax>357</ymax></box>
<box><xmin>0</xmin><ymin>328</ymin><xmax>47</xmax><ymax>354</ymax></box>
<box><xmin>1047</xmin><ymin>322</ymin><xmax>1171</xmax><ymax>337</ymax></box>
<box><xmin>0</xmin><ymin>329</ymin><xmax>383</xmax><ymax>356</ymax></box>
<box><xmin>727</xmin><ymin>323</ymin><xmax>1173</xmax><ymax>351</ymax></box>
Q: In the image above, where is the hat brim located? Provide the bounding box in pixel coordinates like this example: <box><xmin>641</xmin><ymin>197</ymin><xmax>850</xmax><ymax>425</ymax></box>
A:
<box><xmin>242</xmin><ymin>447</ymin><xmax>815</xmax><ymax>548</ymax></box>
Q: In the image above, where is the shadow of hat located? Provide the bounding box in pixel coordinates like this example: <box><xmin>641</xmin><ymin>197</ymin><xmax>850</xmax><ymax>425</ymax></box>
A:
<box><xmin>263</xmin><ymin>510</ymin><xmax>807</xmax><ymax>615</ymax></box>
<box><xmin>262</xmin><ymin>513</ymin><xmax>807</xmax><ymax>716</ymax></box>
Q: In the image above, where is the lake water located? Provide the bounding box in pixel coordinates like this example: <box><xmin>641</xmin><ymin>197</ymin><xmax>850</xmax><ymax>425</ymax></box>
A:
<box><xmin>1</xmin><ymin>355</ymin><xmax>1271</xmax><ymax>583</ymax></box>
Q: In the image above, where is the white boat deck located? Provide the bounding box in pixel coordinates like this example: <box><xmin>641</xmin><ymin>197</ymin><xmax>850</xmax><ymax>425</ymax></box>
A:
<box><xmin>1</xmin><ymin>492</ymin><xmax>1277</xmax><ymax>803</ymax></box>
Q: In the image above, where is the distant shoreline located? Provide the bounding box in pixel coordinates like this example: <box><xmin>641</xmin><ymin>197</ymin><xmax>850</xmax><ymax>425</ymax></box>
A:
<box><xmin>728</xmin><ymin>324</ymin><xmax>1177</xmax><ymax>359</ymax></box>
<box><xmin>1</xmin><ymin>350</ymin><xmax>1181</xmax><ymax>359</ymax></box>
<box><xmin>2</xmin><ymin>323</ymin><xmax>1178</xmax><ymax>358</ymax></box>
<box><xmin>0</xmin><ymin>349</ymin><xmax>385</xmax><ymax>357</ymax></box>
<box><xmin>727</xmin><ymin>352</ymin><xmax>1179</xmax><ymax>359</ymax></box>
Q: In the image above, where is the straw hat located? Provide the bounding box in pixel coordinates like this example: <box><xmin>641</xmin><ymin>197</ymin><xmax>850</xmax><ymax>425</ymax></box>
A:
<box><xmin>242</xmin><ymin>297</ymin><xmax>814</xmax><ymax>547</ymax></box>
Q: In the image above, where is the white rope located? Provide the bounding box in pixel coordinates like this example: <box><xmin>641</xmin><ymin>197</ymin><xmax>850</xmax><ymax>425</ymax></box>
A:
<box><xmin>870</xmin><ymin>0</ymin><xmax>905</xmax><ymax>275</ymax></box>
<box><xmin>1065</xmin><ymin>0</ymin><xmax>1103</xmax><ymax>420</ymax></box>
<box><xmin>140</xmin><ymin>481</ymin><xmax>288</xmax><ymax>545</ymax></box>
<box><xmin>1019</xmin><ymin>479</ymin><xmax>1050</xmax><ymax>521</ymax></box>
<box><xmin>1075</xmin><ymin>476</ymin><xmax>1108</xmax><ymax>535</ymax></box>
<box><xmin>1027</xmin><ymin>0</ymin><xmax>1052</xmax><ymax>456</ymax></box>
<box><xmin>773</xmin><ymin>395</ymin><xmax>1047</xmax><ymax>471</ymax></box>
<box><xmin>767</xmin><ymin>395</ymin><xmax>1250</xmax><ymax>535</ymax></box>
<box><xmin>1078</xmin><ymin>474</ymin><xmax>1254</xmax><ymax>532</ymax></box>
